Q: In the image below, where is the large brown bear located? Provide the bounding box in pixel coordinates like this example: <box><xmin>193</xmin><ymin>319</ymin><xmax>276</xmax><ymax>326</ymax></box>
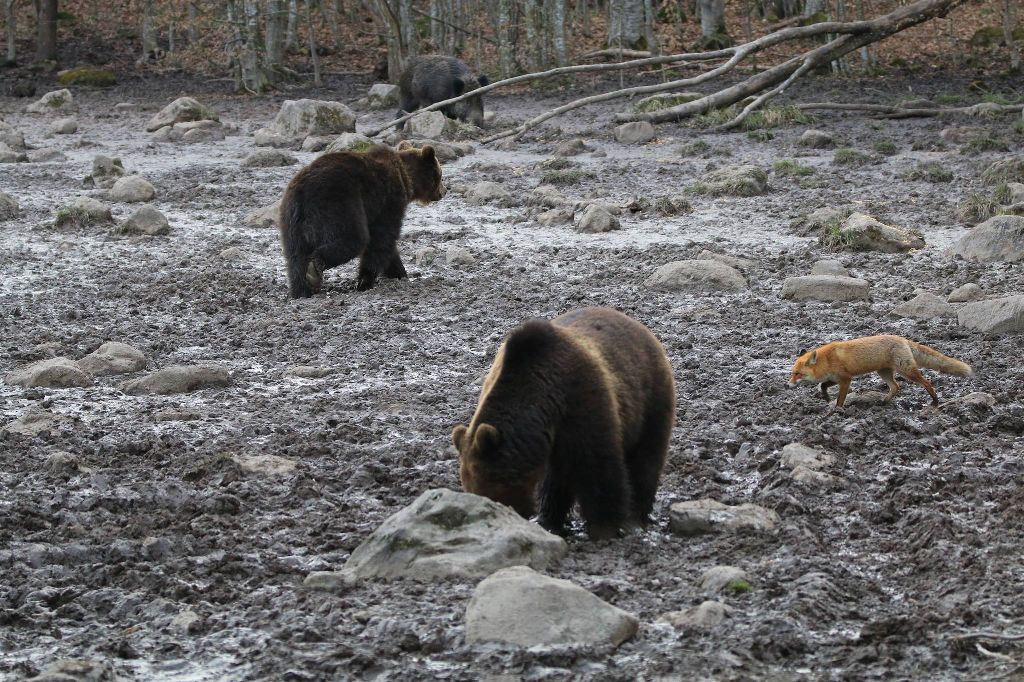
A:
<box><xmin>278</xmin><ymin>142</ymin><xmax>446</xmax><ymax>298</ymax></box>
<box><xmin>451</xmin><ymin>307</ymin><xmax>676</xmax><ymax>540</ymax></box>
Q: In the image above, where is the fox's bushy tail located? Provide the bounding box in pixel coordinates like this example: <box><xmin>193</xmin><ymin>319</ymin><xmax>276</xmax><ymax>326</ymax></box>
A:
<box><xmin>911</xmin><ymin>342</ymin><xmax>973</xmax><ymax>377</ymax></box>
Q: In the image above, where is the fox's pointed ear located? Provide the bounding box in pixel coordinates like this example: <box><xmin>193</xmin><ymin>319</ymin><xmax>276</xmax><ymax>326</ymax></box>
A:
<box><xmin>474</xmin><ymin>423</ymin><xmax>500</xmax><ymax>452</ymax></box>
<box><xmin>807</xmin><ymin>350</ymin><xmax>818</xmax><ymax>365</ymax></box>
<box><xmin>451</xmin><ymin>424</ymin><xmax>468</xmax><ymax>450</ymax></box>
<box><xmin>798</xmin><ymin>348</ymin><xmax>807</xmax><ymax>357</ymax></box>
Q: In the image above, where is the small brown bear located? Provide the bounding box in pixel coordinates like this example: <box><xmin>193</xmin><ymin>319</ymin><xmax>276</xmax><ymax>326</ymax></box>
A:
<box><xmin>452</xmin><ymin>307</ymin><xmax>676</xmax><ymax>540</ymax></box>
<box><xmin>278</xmin><ymin>142</ymin><xmax>446</xmax><ymax>298</ymax></box>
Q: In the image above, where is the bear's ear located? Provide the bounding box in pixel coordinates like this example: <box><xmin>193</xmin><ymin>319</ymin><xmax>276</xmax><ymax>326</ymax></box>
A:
<box><xmin>474</xmin><ymin>423</ymin><xmax>501</xmax><ymax>453</ymax></box>
<box><xmin>419</xmin><ymin>145</ymin><xmax>437</xmax><ymax>164</ymax></box>
<box><xmin>807</xmin><ymin>350</ymin><xmax>818</xmax><ymax>366</ymax></box>
<box><xmin>453</xmin><ymin>78</ymin><xmax>467</xmax><ymax>96</ymax></box>
<box><xmin>397</xmin><ymin>140</ymin><xmax>414</xmax><ymax>151</ymax></box>
<box><xmin>477</xmin><ymin>75</ymin><xmax>490</xmax><ymax>87</ymax></box>
<box><xmin>451</xmin><ymin>424</ymin><xmax>468</xmax><ymax>450</ymax></box>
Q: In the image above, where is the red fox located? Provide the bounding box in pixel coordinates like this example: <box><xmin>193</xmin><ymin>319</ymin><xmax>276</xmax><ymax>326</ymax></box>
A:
<box><xmin>788</xmin><ymin>335</ymin><xmax>973</xmax><ymax>409</ymax></box>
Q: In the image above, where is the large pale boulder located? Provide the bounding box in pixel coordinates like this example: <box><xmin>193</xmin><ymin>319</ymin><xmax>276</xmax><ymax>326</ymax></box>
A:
<box><xmin>669</xmin><ymin>498</ymin><xmax>780</xmax><ymax>536</ymax></box>
<box><xmin>5</xmin><ymin>358</ymin><xmax>92</xmax><ymax>389</ymax></box>
<box><xmin>614</xmin><ymin>121</ymin><xmax>655</xmax><ymax>145</ymax></box>
<box><xmin>644</xmin><ymin>260</ymin><xmax>747</xmax><ymax>293</ymax></box>
<box><xmin>326</xmin><ymin>489</ymin><xmax>567</xmax><ymax>582</ymax></box>
<box><xmin>108</xmin><ymin>175</ymin><xmax>156</xmax><ymax>203</ymax></box>
<box><xmin>574</xmin><ymin>203</ymin><xmax>620</xmax><ymax>233</ymax></box>
<box><xmin>241</xmin><ymin>149</ymin><xmax>298</xmax><ymax>168</ymax></box>
<box><xmin>119</xmin><ymin>205</ymin><xmax>169</xmax><ymax>235</ymax></box>
<box><xmin>146</xmin><ymin>97</ymin><xmax>218</xmax><ymax>132</ymax></box>
<box><xmin>268</xmin><ymin>99</ymin><xmax>356</xmax><ymax>140</ymax></box>
<box><xmin>465</xmin><ymin>566</ymin><xmax>638</xmax><ymax>648</ymax></box>
<box><xmin>86</xmin><ymin>155</ymin><xmax>125</xmax><ymax>189</ymax></box>
<box><xmin>243</xmin><ymin>200</ymin><xmax>281</xmax><ymax>229</ymax></box>
<box><xmin>26</xmin><ymin>89</ymin><xmax>77</xmax><ymax>114</ymax></box>
<box><xmin>466</xmin><ymin>181</ymin><xmax>512</xmax><ymax>207</ymax></box>
<box><xmin>782</xmin><ymin>275</ymin><xmax>870</xmax><ymax>302</ymax></box>
<box><xmin>78</xmin><ymin>342</ymin><xmax>147</xmax><ymax>376</ymax></box>
<box><xmin>957</xmin><ymin>296</ymin><xmax>1024</xmax><ymax>335</ymax></box>
<box><xmin>367</xmin><ymin>83</ymin><xmax>400</xmax><ymax>109</ymax></box>
<box><xmin>121</xmin><ymin>365</ymin><xmax>232</xmax><ymax>395</ymax></box>
<box><xmin>323</xmin><ymin>132</ymin><xmax>374</xmax><ymax>154</ymax></box>
<box><xmin>0</xmin><ymin>192</ymin><xmax>19</xmax><ymax>221</ymax></box>
<box><xmin>892</xmin><ymin>292</ymin><xmax>954</xmax><ymax>320</ymax></box>
<box><xmin>406</xmin><ymin>111</ymin><xmax>448</xmax><ymax>139</ymax></box>
<box><xmin>947</xmin><ymin>215</ymin><xmax>1024</xmax><ymax>263</ymax></box>
<box><xmin>834</xmin><ymin>213</ymin><xmax>925</xmax><ymax>253</ymax></box>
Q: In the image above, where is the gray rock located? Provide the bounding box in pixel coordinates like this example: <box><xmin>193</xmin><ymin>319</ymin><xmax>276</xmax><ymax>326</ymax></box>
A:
<box><xmin>322</xmin><ymin>132</ymin><xmax>375</xmax><ymax>153</ymax></box>
<box><xmin>466</xmin><ymin>181</ymin><xmax>512</xmax><ymax>206</ymax></box>
<box><xmin>241</xmin><ymin>149</ymin><xmax>298</xmax><ymax>168</ymax></box>
<box><xmin>300</xmin><ymin>135</ymin><xmax>334</xmax><ymax>152</ymax></box>
<box><xmin>26</xmin><ymin>89</ymin><xmax>77</xmax><ymax>114</ymax></box>
<box><xmin>531</xmin><ymin>185</ymin><xmax>568</xmax><ymax>208</ymax></box>
<box><xmin>791</xmin><ymin>466</ymin><xmax>835</xmax><ymax>487</ymax></box>
<box><xmin>119</xmin><ymin>205</ymin><xmax>169</xmax><ymax>236</ymax></box>
<box><xmin>836</xmin><ymin>213</ymin><xmax>925</xmax><ymax>253</ymax></box>
<box><xmin>780</xmin><ymin>443</ymin><xmax>834</xmax><ymax>471</ymax></box>
<box><xmin>406</xmin><ymin>110</ymin><xmax>449</xmax><ymax>139</ymax></box>
<box><xmin>947</xmin><ymin>215</ymin><xmax>1024</xmax><ymax>263</ymax></box>
<box><xmin>697</xmin><ymin>165</ymin><xmax>769</xmax><ymax>197</ymax></box>
<box><xmin>146</xmin><ymin>97</ymin><xmax>218</xmax><ymax>132</ymax></box>
<box><xmin>334</xmin><ymin>488</ymin><xmax>567</xmax><ymax>581</ymax></box>
<box><xmin>367</xmin><ymin>83</ymin><xmax>400</xmax><ymax>109</ymax></box>
<box><xmin>0</xmin><ymin>191</ymin><xmax>19</xmax><ymax>220</ymax></box>
<box><xmin>466</xmin><ymin>565</ymin><xmax>638</xmax><ymax>648</ymax></box>
<box><xmin>798</xmin><ymin>129</ymin><xmax>834</xmax><ymax>148</ymax></box>
<box><xmin>791</xmin><ymin>205</ymin><xmax>857</xmax><ymax>237</ymax></box>
<box><xmin>66</xmin><ymin>197</ymin><xmax>113</xmax><ymax>224</ymax></box>
<box><xmin>2</xmin><ymin>409</ymin><xmax>65</xmax><ymax>437</ymax></box>
<box><xmin>553</xmin><ymin>138</ymin><xmax>589</xmax><ymax>156</ymax></box>
<box><xmin>243</xmin><ymin>200</ymin><xmax>281</xmax><ymax>229</ymax></box>
<box><xmin>958</xmin><ymin>295</ymin><xmax>1024</xmax><ymax>335</ymax></box>
<box><xmin>232</xmin><ymin>454</ymin><xmax>297</xmax><ymax>477</ymax></box>
<box><xmin>695</xmin><ymin>250</ymin><xmax>754</xmax><ymax>272</ymax></box>
<box><xmin>253</xmin><ymin>127</ymin><xmax>292</xmax><ymax>148</ymax></box>
<box><xmin>1008</xmin><ymin>182</ymin><xmax>1024</xmax><ymax>204</ymax></box>
<box><xmin>698</xmin><ymin>565</ymin><xmax>750</xmax><ymax>593</ymax></box>
<box><xmin>0</xmin><ymin>145</ymin><xmax>28</xmax><ymax>163</ymax></box>
<box><xmin>142</xmin><ymin>536</ymin><xmax>171</xmax><ymax>560</ymax></box>
<box><xmin>943</xmin><ymin>391</ymin><xmax>997</xmax><ymax>410</ymax></box>
<box><xmin>121</xmin><ymin>364</ymin><xmax>232</xmax><ymax>395</ymax></box>
<box><xmin>892</xmin><ymin>292</ymin><xmax>955</xmax><ymax>320</ymax></box>
<box><xmin>782</xmin><ymin>275</ymin><xmax>870</xmax><ymax>302</ymax></box>
<box><xmin>29</xmin><ymin>147</ymin><xmax>66</xmax><ymax>163</ymax></box>
<box><xmin>413</xmin><ymin>246</ymin><xmax>437</xmax><ymax>265</ymax></box>
<box><xmin>0</xmin><ymin>121</ymin><xmax>26</xmax><ymax>149</ymax></box>
<box><xmin>809</xmin><ymin>259</ymin><xmax>849</xmax><ymax>276</ymax></box>
<box><xmin>669</xmin><ymin>498</ymin><xmax>780</xmax><ymax>536</ymax></box>
<box><xmin>27</xmin><ymin>659</ymin><xmax>119</xmax><ymax>682</ymax></box>
<box><xmin>219</xmin><ymin>246</ymin><xmax>243</xmax><ymax>260</ymax></box>
<box><xmin>78</xmin><ymin>342</ymin><xmax>147</xmax><ymax>376</ymax></box>
<box><xmin>114</xmin><ymin>102</ymin><xmax>138</xmax><ymax>114</ymax></box>
<box><xmin>48</xmin><ymin>116</ymin><xmax>78</xmax><ymax>135</ymax></box>
<box><xmin>614</xmin><ymin>121</ymin><xmax>656</xmax><ymax>145</ymax></box>
<box><xmin>181</xmin><ymin>125</ymin><xmax>225</xmax><ymax>144</ymax></box>
<box><xmin>87</xmin><ymin>155</ymin><xmax>125</xmax><ymax>189</ymax></box>
<box><xmin>44</xmin><ymin>451</ymin><xmax>81</xmax><ymax>476</ymax></box>
<box><xmin>446</xmin><ymin>246</ymin><xmax>475</xmax><ymax>266</ymax></box>
<box><xmin>171</xmin><ymin>610</ymin><xmax>203</xmax><ymax>635</ymax></box>
<box><xmin>644</xmin><ymin>259</ymin><xmax>747</xmax><ymax>293</ymax></box>
<box><xmin>5</xmin><ymin>357</ymin><xmax>92</xmax><ymax>389</ymax></box>
<box><xmin>659</xmin><ymin>600</ymin><xmax>732</xmax><ymax>630</ymax></box>
<box><xmin>948</xmin><ymin>283</ymin><xmax>984</xmax><ymax>303</ymax></box>
<box><xmin>536</xmin><ymin>208</ymin><xmax>573</xmax><ymax>226</ymax></box>
<box><xmin>939</xmin><ymin>126</ymin><xmax>987</xmax><ymax>144</ymax></box>
<box><xmin>108</xmin><ymin>175</ymin><xmax>156</xmax><ymax>203</ymax></box>
<box><xmin>574</xmin><ymin>203</ymin><xmax>620</xmax><ymax>234</ymax></box>
<box><xmin>268</xmin><ymin>99</ymin><xmax>356</xmax><ymax>139</ymax></box>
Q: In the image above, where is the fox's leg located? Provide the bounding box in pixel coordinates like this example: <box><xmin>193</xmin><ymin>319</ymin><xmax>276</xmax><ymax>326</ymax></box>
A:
<box><xmin>820</xmin><ymin>380</ymin><xmax>836</xmax><ymax>401</ymax></box>
<box><xmin>901</xmin><ymin>368</ymin><xmax>938</xmax><ymax>405</ymax></box>
<box><xmin>835</xmin><ymin>378</ymin><xmax>852</xmax><ymax>407</ymax></box>
<box><xmin>878</xmin><ymin>369</ymin><xmax>900</xmax><ymax>401</ymax></box>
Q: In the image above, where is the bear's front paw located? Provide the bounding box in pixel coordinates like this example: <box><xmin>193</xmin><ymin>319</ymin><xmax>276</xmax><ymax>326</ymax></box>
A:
<box><xmin>356</xmin><ymin>275</ymin><xmax>376</xmax><ymax>291</ymax></box>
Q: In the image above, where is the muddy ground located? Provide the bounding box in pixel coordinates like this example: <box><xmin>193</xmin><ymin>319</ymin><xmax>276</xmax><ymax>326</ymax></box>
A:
<box><xmin>1</xmin><ymin>71</ymin><xmax>1023</xmax><ymax>681</ymax></box>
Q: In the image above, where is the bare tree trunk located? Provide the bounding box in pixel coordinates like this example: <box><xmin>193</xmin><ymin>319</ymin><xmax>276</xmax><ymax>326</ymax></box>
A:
<box><xmin>1004</xmin><ymin>0</ymin><xmax>1021</xmax><ymax>71</ymax></box>
<box><xmin>608</xmin><ymin>0</ymin><xmax>646</xmax><ymax>49</ymax></box>
<box><xmin>227</xmin><ymin>0</ymin><xmax>272</xmax><ymax>92</ymax></box>
<box><xmin>285</xmin><ymin>0</ymin><xmax>299</xmax><ymax>50</ymax></box>
<box><xmin>187</xmin><ymin>2</ymin><xmax>198</xmax><ymax>43</ymax></box>
<box><xmin>320</xmin><ymin>0</ymin><xmax>340</xmax><ymax>49</ymax></box>
<box><xmin>265</xmin><ymin>0</ymin><xmax>285</xmax><ymax>70</ymax></box>
<box><xmin>140</xmin><ymin>0</ymin><xmax>158</xmax><ymax>60</ymax></box>
<box><xmin>550</xmin><ymin>0</ymin><xmax>569</xmax><ymax>65</ymax></box>
<box><xmin>370</xmin><ymin>0</ymin><xmax>416</xmax><ymax>82</ymax></box>
<box><xmin>643</xmin><ymin>0</ymin><xmax>658</xmax><ymax>54</ymax></box>
<box><xmin>36</xmin><ymin>0</ymin><xmax>57</xmax><ymax>62</ymax></box>
<box><xmin>696</xmin><ymin>0</ymin><xmax>730</xmax><ymax>48</ymax></box>
<box><xmin>306</xmin><ymin>0</ymin><xmax>322</xmax><ymax>85</ymax></box>
<box><xmin>5</xmin><ymin>0</ymin><xmax>17</xmax><ymax>64</ymax></box>
<box><xmin>497</xmin><ymin>0</ymin><xmax>515</xmax><ymax>76</ymax></box>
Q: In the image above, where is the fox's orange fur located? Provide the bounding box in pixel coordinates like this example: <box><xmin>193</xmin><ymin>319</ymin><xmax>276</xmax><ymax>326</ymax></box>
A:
<box><xmin>788</xmin><ymin>335</ymin><xmax>972</xmax><ymax>408</ymax></box>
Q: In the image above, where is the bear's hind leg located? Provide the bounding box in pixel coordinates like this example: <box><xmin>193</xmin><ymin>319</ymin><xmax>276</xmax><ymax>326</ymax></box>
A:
<box><xmin>357</xmin><ymin>231</ymin><xmax>401</xmax><ymax>291</ymax></box>
<box><xmin>567</xmin><ymin>441</ymin><xmax>631</xmax><ymax>540</ymax></box>
<box><xmin>383</xmin><ymin>247</ymin><xmax>408</xmax><ymax>280</ymax></box>
<box><xmin>624</xmin><ymin>411</ymin><xmax>673</xmax><ymax>525</ymax></box>
<box><xmin>537</xmin><ymin>469</ymin><xmax>572</xmax><ymax>535</ymax></box>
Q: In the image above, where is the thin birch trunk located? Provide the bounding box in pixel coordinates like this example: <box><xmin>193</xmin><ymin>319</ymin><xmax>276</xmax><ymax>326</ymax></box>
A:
<box><xmin>1004</xmin><ymin>0</ymin><xmax>1021</xmax><ymax>71</ymax></box>
<box><xmin>266</xmin><ymin>0</ymin><xmax>285</xmax><ymax>70</ymax></box>
<box><xmin>306</xmin><ymin>0</ymin><xmax>322</xmax><ymax>85</ymax></box>
<box><xmin>285</xmin><ymin>0</ymin><xmax>299</xmax><ymax>50</ymax></box>
<box><xmin>187</xmin><ymin>2</ymin><xmax>198</xmax><ymax>43</ymax></box>
<box><xmin>5</xmin><ymin>0</ymin><xmax>17</xmax><ymax>64</ymax></box>
<box><xmin>140</xmin><ymin>0</ymin><xmax>158</xmax><ymax>60</ymax></box>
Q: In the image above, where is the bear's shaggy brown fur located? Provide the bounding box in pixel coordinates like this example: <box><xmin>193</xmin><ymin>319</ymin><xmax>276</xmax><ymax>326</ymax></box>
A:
<box><xmin>452</xmin><ymin>307</ymin><xmax>676</xmax><ymax>540</ymax></box>
<box><xmin>278</xmin><ymin>143</ymin><xmax>446</xmax><ymax>298</ymax></box>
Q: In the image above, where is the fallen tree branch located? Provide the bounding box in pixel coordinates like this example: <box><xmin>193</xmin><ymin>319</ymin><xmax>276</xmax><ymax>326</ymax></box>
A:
<box><xmin>950</xmin><ymin>631</ymin><xmax>1024</xmax><ymax>642</ymax></box>
<box><xmin>795</xmin><ymin>101</ymin><xmax>1024</xmax><ymax>118</ymax></box>
<box><xmin>582</xmin><ymin>48</ymin><xmax>655</xmax><ymax>59</ymax></box>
